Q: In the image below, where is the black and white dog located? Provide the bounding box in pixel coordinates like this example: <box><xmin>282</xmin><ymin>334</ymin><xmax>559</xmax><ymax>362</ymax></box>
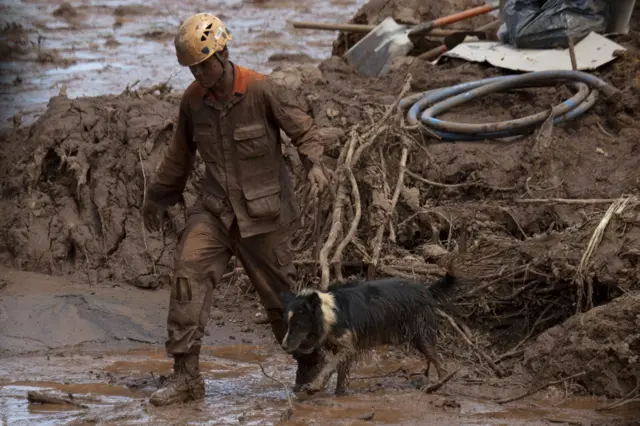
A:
<box><xmin>280</xmin><ymin>271</ymin><xmax>456</xmax><ymax>396</ymax></box>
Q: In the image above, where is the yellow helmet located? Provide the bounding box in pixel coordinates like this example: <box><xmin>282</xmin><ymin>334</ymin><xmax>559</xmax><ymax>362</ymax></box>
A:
<box><xmin>174</xmin><ymin>13</ymin><xmax>232</xmax><ymax>67</ymax></box>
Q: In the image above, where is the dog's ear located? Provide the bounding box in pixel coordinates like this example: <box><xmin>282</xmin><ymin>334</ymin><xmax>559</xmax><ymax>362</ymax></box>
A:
<box><xmin>280</xmin><ymin>291</ymin><xmax>295</xmax><ymax>308</ymax></box>
<box><xmin>306</xmin><ymin>291</ymin><xmax>322</xmax><ymax>310</ymax></box>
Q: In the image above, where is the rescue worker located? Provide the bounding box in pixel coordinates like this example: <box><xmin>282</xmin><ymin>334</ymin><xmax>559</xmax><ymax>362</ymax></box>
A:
<box><xmin>142</xmin><ymin>13</ymin><xmax>328</xmax><ymax>406</ymax></box>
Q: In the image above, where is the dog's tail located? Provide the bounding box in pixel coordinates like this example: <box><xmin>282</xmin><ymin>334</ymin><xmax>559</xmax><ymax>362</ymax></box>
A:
<box><xmin>426</xmin><ymin>272</ymin><xmax>456</xmax><ymax>303</ymax></box>
<box><xmin>426</xmin><ymin>259</ymin><xmax>457</xmax><ymax>303</ymax></box>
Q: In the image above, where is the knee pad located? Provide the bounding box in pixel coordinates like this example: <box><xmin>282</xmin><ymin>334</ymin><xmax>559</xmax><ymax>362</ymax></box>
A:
<box><xmin>172</xmin><ymin>276</ymin><xmax>193</xmax><ymax>303</ymax></box>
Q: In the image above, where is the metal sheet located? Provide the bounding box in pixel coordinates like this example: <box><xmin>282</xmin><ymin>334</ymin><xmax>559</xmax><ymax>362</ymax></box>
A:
<box><xmin>438</xmin><ymin>32</ymin><xmax>626</xmax><ymax>72</ymax></box>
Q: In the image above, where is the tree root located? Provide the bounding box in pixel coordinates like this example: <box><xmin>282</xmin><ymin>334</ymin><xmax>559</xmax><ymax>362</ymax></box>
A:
<box><xmin>495</xmin><ymin>372</ymin><xmax>586</xmax><ymax>404</ymax></box>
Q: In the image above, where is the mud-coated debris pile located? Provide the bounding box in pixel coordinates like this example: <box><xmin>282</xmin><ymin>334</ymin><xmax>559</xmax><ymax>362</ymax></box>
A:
<box><xmin>0</xmin><ymin>0</ymin><xmax>639</xmax><ymax>398</ymax></box>
<box><xmin>524</xmin><ymin>292</ymin><xmax>640</xmax><ymax>398</ymax></box>
<box><xmin>0</xmin><ymin>93</ymin><xmax>188</xmax><ymax>287</ymax></box>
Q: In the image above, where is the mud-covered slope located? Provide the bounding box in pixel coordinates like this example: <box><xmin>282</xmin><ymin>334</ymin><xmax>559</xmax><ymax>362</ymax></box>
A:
<box><xmin>0</xmin><ymin>93</ymin><xmax>186</xmax><ymax>287</ymax></box>
<box><xmin>524</xmin><ymin>291</ymin><xmax>640</xmax><ymax>398</ymax></box>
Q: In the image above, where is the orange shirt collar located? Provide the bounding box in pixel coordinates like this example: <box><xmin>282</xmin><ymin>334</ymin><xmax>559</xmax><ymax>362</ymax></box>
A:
<box><xmin>232</xmin><ymin>63</ymin><xmax>248</xmax><ymax>95</ymax></box>
<box><xmin>231</xmin><ymin>63</ymin><xmax>266</xmax><ymax>94</ymax></box>
<box><xmin>205</xmin><ymin>63</ymin><xmax>265</xmax><ymax>102</ymax></box>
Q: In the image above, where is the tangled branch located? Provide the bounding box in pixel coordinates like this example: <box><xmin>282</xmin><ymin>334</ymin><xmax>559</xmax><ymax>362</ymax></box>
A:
<box><xmin>314</xmin><ymin>73</ymin><xmax>414</xmax><ymax>290</ymax></box>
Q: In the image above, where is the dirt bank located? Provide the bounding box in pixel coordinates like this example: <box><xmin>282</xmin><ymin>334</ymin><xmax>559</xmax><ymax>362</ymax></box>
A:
<box><xmin>0</xmin><ymin>266</ymin><xmax>270</xmax><ymax>356</ymax></box>
<box><xmin>0</xmin><ymin>90</ymin><xmax>185</xmax><ymax>288</ymax></box>
<box><xmin>1</xmin><ymin>0</ymin><xmax>640</xmax><ymax>414</ymax></box>
<box><xmin>524</xmin><ymin>291</ymin><xmax>640</xmax><ymax>398</ymax></box>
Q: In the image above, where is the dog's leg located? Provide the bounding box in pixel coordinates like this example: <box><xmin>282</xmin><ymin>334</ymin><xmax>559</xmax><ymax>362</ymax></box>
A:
<box><xmin>321</xmin><ymin>368</ymin><xmax>336</xmax><ymax>389</ymax></box>
<box><xmin>413</xmin><ymin>337</ymin><xmax>446</xmax><ymax>380</ymax></box>
<box><xmin>303</xmin><ymin>353</ymin><xmax>340</xmax><ymax>394</ymax></box>
<box><xmin>303</xmin><ymin>331</ymin><xmax>356</xmax><ymax>395</ymax></box>
<box><xmin>335</xmin><ymin>358</ymin><xmax>353</xmax><ymax>396</ymax></box>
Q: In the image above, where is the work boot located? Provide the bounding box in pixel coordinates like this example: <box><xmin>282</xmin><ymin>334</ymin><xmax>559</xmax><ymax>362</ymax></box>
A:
<box><xmin>149</xmin><ymin>354</ymin><xmax>205</xmax><ymax>406</ymax></box>
<box><xmin>292</xmin><ymin>349</ymin><xmax>326</xmax><ymax>392</ymax></box>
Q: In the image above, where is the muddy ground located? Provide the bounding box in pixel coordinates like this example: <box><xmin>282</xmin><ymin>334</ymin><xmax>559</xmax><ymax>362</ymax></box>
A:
<box><xmin>2</xmin><ymin>0</ymin><xmax>640</xmax><ymax>424</ymax></box>
<box><xmin>0</xmin><ymin>0</ymin><xmax>368</xmax><ymax>128</ymax></box>
<box><xmin>1</xmin><ymin>267</ymin><xmax>638</xmax><ymax>425</ymax></box>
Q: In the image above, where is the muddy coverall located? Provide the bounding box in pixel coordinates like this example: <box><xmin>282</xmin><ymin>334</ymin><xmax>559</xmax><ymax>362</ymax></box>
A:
<box><xmin>145</xmin><ymin>63</ymin><xmax>324</xmax><ymax>358</ymax></box>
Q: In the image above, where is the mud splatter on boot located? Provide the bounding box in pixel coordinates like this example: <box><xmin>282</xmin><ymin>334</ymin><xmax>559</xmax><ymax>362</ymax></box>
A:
<box><xmin>149</xmin><ymin>354</ymin><xmax>205</xmax><ymax>406</ymax></box>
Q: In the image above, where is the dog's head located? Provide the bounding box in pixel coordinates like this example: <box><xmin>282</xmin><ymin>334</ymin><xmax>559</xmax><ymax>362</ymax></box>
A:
<box><xmin>280</xmin><ymin>290</ymin><xmax>327</xmax><ymax>355</ymax></box>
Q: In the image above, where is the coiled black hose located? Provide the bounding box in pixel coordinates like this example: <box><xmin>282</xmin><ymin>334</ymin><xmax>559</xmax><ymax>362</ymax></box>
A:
<box><xmin>399</xmin><ymin>70</ymin><xmax>619</xmax><ymax>141</ymax></box>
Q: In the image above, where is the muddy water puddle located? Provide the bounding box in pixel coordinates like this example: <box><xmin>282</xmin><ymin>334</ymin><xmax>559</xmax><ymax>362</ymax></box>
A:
<box><xmin>0</xmin><ymin>0</ymin><xmax>367</xmax><ymax>128</ymax></box>
<box><xmin>1</xmin><ymin>344</ymin><xmax>637</xmax><ymax>425</ymax></box>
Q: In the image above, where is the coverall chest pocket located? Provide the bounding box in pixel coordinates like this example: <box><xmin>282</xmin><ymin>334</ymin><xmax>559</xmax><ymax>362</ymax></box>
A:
<box><xmin>193</xmin><ymin>126</ymin><xmax>220</xmax><ymax>163</ymax></box>
<box><xmin>243</xmin><ymin>183</ymin><xmax>281</xmax><ymax>219</ymax></box>
<box><xmin>233</xmin><ymin>123</ymin><xmax>270</xmax><ymax>159</ymax></box>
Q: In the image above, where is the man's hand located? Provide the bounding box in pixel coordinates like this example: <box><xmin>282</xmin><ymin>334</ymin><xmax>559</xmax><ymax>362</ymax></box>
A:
<box><xmin>307</xmin><ymin>164</ymin><xmax>328</xmax><ymax>199</ymax></box>
<box><xmin>142</xmin><ymin>197</ymin><xmax>166</xmax><ymax>233</ymax></box>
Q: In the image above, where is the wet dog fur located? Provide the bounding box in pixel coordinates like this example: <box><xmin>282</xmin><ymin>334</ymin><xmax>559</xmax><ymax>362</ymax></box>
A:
<box><xmin>280</xmin><ymin>272</ymin><xmax>456</xmax><ymax>396</ymax></box>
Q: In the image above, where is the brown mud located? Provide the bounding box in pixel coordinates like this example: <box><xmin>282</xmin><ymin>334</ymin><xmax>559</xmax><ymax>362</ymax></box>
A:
<box><xmin>1</xmin><ymin>269</ymin><xmax>638</xmax><ymax>425</ymax></box>
<box><xmin>2</xmin><ymin>0</ymin><xmax>640</xmax><ymax>423</ymax></box>
<box><xmin>2</xmin><ymin>350</ymin><xmax>638</xmax><ymax>426</ymax></box>
<box><xmin>0</xmin><ymin>266</ymin><xmax>267</xmax><ymax>356</ymax></box>
<box><xmin>524</xmin><ymin>292</ymin><xmax>640</xmax><ymax>399</ymax></box>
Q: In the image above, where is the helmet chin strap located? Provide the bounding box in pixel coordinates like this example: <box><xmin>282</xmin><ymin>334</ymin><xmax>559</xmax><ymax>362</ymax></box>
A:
<box><xmin>209</xmin><ymin>52</ymin><xmax>229</xmax><ymax>91</ymax></box>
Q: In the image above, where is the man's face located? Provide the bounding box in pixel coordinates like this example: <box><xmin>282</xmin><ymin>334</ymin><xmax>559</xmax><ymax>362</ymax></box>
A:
<box><xmin>189</xmin><ymin>53</ymin><xmax>224</xmax><ymax>89</ymax></box>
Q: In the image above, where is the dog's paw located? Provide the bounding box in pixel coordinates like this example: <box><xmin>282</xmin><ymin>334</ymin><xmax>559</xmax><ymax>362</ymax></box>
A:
<box><xmin>300</xmin><ymin>383</ymin><xmax>322</xmax><ymax>395</ymax></box>
<box><xmin>334</xmin><ymin>387</ymin><xmax>348</xmax><ymax>397</ymax></box>
<box><xmin>409</xmin><ymin>375</ymin><xmax>429</xmax><ymax>389</ymax></box>
<box><xmin>304</xmin><ymin>386</ymin><xmax>321</xmax><ymax>395</ymax></box>
<box><xmin>292</xmin><ymin>389</ymin><xmax>312</xmax><ymax>402</ymax></box>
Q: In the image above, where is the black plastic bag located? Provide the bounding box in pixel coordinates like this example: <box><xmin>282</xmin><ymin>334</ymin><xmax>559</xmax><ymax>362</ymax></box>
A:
<box><xmin>497</xmin><ymin>0</ymin><xmax>611</xmax><ymax>49</ymax></box>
